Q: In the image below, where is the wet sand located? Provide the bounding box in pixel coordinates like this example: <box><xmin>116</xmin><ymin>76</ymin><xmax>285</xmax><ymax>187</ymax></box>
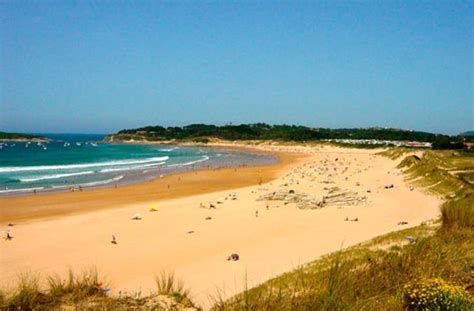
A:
<box><xmin>0</xmin><ymin>150</ymin><xmax>303</xmax><ymax>224</ymax></box>
<box><xmin>0</xmin><ymin>144</ymin><xmax>441</xmax><ymax>309</ymax></box>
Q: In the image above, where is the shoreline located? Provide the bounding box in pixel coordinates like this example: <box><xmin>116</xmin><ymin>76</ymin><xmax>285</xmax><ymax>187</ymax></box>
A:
<box><xmin>0</xmin><ymin>143</ymin><xmax>277</xmax><ymax>198</ymax></box>
<box><xmin>0</xmin><ymin>143</ymin><xmax>441</xmax><ymax>309</ymax></box>
<box><xmin>0</xmin><ymin>148</ymin><xmax>304</xmax><ymax>224</ymax></box>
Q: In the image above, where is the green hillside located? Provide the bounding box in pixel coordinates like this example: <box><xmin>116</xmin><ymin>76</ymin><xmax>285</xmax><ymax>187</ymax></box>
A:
<box><xmin>0</xmin><ymin>131</ymin><xmax>44</xmax><ymax>140</ymax></box>
<box><xmin>108</xmin><ymin>123</ymin><xmax>463</xmax><ymax>146</ymax></box>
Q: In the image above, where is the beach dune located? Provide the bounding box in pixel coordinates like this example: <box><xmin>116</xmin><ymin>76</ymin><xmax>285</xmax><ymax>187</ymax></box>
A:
<box><xmin>0</xmin><ymin>145</ymin><xmax>441</xmax><ymax>309</ymax></box>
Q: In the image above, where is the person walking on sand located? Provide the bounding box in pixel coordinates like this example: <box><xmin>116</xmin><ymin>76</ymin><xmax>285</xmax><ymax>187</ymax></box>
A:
<box><xmin>5</xmin><ymin>232</ymin><xmax>12</xmax><ymax>240</ymax></box>
<box><xmin>111</xmin><ymin>235</ymin><xmax>117</xmax><ymax>244</ymax></box>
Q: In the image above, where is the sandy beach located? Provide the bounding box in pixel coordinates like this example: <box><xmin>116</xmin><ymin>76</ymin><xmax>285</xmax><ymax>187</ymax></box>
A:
<box><xmin>0</xmin><ymin>144</ymin><xmax>441</xmax><ymax>309</ymax></box>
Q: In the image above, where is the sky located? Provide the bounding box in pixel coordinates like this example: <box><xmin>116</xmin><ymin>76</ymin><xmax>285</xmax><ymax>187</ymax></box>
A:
<box><xmin>1</xmin><ymin>1</ymin><xmax>473</xmax><ymax>135</ymax></box>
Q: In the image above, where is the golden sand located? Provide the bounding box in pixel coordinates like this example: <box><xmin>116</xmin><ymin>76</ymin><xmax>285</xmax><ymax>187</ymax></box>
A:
<box><xmin>0</xmin><ymin>144</ymin><xmax>440</xmax><ymax>309</ymax></box>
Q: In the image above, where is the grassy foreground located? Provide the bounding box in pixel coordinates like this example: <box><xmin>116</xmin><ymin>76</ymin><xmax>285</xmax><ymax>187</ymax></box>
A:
<box><xmin>213</xmin><ymin>149</ymin><xmax>473</xmax><ymax>310</ymax></box>
<box><xmin>0</xmin><ymin>270</ymin><xmax>197</xmax><ymax>310</ymax></box>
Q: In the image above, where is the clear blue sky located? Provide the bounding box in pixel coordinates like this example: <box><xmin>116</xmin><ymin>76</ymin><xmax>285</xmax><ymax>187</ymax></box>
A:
<box><xmin>1</xmin><ymin>1</ymin><xmax>472</xmax><ymax>135</ymax></box>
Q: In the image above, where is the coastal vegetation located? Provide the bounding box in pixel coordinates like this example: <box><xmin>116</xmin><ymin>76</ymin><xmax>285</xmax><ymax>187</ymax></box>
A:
<box><xmin>403</xmin><ymin>278</ymin><xmax>472</xmax><ymax>310</ymax></box>
<box><xmin>211</xmin><ymin>149</ymin><xmax>473</xmax><ymax>310</ymax></box>
<box><xmin>0</xmin><ymin>131</ymin><xmax>45</xmax><ymax>141</ymax></box>
<box><xmin>0</xmin><ymin>270</ymin><xmax>197</xmax><ymax>310</ymax></box>
<box><xmin>108</xmin><ymin>124</ymin><xmax>471</xmax><ymax>148</ymax></box>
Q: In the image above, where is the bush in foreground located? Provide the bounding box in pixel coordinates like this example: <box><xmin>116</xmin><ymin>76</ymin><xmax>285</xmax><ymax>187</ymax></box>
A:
<box><xmin>403</xmin><ymin>278</ymin><xmax>473</xmax><ymax>310</ymax></box>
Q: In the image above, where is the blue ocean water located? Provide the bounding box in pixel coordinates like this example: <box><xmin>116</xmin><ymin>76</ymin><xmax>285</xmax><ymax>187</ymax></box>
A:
<box><xmin>0</xmin><ymin>134</ymin><xmax>275</xmax><ymax>196</ymax></box>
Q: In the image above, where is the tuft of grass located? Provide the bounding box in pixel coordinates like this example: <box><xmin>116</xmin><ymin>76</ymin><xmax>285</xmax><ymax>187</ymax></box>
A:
<box><xmin>155</xmin><ymin>271</ymin><xmax>195</xmax><ymax>307</ymax></box>
<box><xmin>155</xmin><ymin>271</ymin><xmax>184</xmax><ymax>296</ymax></box>
<box><xmin>47</xmin><ymin>268</ymin><xmax>106</xmax><ymax>303</ymax></box>
<box><xmin>5</xmin><ymin>274</ymin><xmax>46</xmax><ymax>310</ymax></box>
<box><xmin>1</xmin><ymin>269</ymin><xmax>107</xmax><ymax>309</ymax></box>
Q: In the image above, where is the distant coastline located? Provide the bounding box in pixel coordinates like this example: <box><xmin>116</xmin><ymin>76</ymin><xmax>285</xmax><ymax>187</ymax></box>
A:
<box><xmin>0</xmin><ymin>135</ymin><xmax>276</xmax><ymax>197</ymax></box>
<box><xmin>106</xmin><ymin>123</ymin><xmax>474</xmax><ymax>150</ymax></box>
<box><xmin>0</xmin><ymin>131</ymin><xmax>49</xmax><ymax>142</ymax></box>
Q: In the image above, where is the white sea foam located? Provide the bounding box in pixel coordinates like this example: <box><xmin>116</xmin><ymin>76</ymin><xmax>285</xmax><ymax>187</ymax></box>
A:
<box><xmin>167</xmin><ymin>156</ymin><xmax>209</xmax><ymax>167</ymax></box>
<box><xmin>51</xmin><ymin>175</ymin><xmax>124</xmax><ymax>189</ymax></box>
<box><xmin>74</xmin><ymin>175</ymin><xmax>124</xmax><ymax>187</ymax></box>
<box><xmin>99</xmin><ymin>162</ymin><xmax>166</xmax><ymax>173</ymax></box>
<box><xmin>0</xmin><ymin>186</ymin><xmax>45</xmax><ymax>194</ymax></box>
<box><xmin>158</xmin><ymin>147</ymin><xmax>179</xmax><ymax>152</ymax></box>
<box><xmin>20</xmin><ymin>171</ymin><xmax>95</xmax><ymax>182</ymax></box>
<box><xmin>0</xmin><ymin>156</ymin><xmax>170</xmax><ymax>173</ymax></box>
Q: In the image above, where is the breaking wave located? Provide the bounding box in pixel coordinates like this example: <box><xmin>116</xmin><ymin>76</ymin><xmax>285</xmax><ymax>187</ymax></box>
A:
<box><xmin>20</xmin><ymin>171</ymin><xmax>95</xmax><ymax>182</ymax></box>
<box><xmin>0</xmin><ymin>157</ymin><xmax>169</xmax><ymax>173</ymax></box>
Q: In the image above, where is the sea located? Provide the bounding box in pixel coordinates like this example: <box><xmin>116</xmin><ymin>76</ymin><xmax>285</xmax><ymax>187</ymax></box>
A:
<box><xmin>0</xmin><ymin>134</ymin><xmax>276</xmax><ymax>196</ymax></box>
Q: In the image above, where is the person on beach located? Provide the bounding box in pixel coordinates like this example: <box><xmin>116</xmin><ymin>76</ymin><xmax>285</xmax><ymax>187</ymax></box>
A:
<box><xmin>227</xmin><ymin>253</ymin><xmax>239</xmax><ymax>261</ymax></box>
<box><xmin>255</xmin><ymin>210</ymin><xmax>259</xmax><ymax>217</ymax></box>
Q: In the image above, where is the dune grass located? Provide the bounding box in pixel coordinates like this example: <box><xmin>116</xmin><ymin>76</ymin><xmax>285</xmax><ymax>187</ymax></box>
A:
<box><xmin>154</xmin><ymin>271</ymin><xmax>194</xmax><ymax>306</ymax></box>
<box><xmin>378</xmin><ymin>148</ymin><xmax>419</xmax><ymax>160</ymax></box>
<box><xmin>46</xmin><ymin>269</ymin><xmax>106</xmax><ymax>303</ymax></box>
<box><xmin>213</xmin><ymin>149</ymin><xmax>474</xmax><ymax>310</ymax></box>
<box><xmin>0</xmin><ymin>269</ymin><xmax>198</xmax><ymax>310</ymax></box>
<box><xmin>213</xmin><ymin>225</ymin><xmax>473</xmax><ymax>310</ymax></box>
<box><xmin>0</xmin><ymin>269</ymin><xmax>107</xmax><ymax>310</ymax></box>
<box><xmin>397</xmin><ymin>150</ymin><xmax>474</xmax><ymax>228</ymax></box>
